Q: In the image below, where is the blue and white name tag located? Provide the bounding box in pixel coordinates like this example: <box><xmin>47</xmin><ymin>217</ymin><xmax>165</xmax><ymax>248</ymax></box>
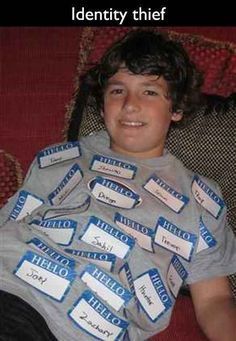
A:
<box><xmin>114</xmin><ymin>213</ymin><xmax>154</xmax><ymax>252</ymax></box>
<box><xmin>48</xmin><ymin>163</ymin><xmax>83</xmax><ymax>205</ymax></box>
<box><xmin>167</xmin><ymin>256</ymin><xmax>188</xmax><ymax>298</ymax></box>
<box><xmin>30</xmin><ymin>219</ymin><xmax>76</xmax><ymax>246</ymax></box>
<box><xmin>80</xmin><ymin>264</ymin><xmax>133</xmax><ymax>312</ymax></box>
<box><xmin>90</xmin><ymin>155</ymin><xmax>137</xmax><ymax>180</ymax></box>
<box><xmin>119</xmin><ymin>263</ymin><xmax>135</xmax><ymax>296</ymax></box>
<box><xmin>68</xmin><ymin>290</ymin><xmax>129</xmax><ymax>341</ymax></box>
<box><xmin>9</xmin><ymin>190</ymin><xmax>44</xmax><ymax>221</ymax></box>
<box><xmin>143</xmin><ymin>174</ymin><xmax>189</xmax><ymax>213</ymax></box>
<box><xmin>197</xmin><ymin>217</ymin><xmax>217</xmax><ymax>253</ymax></box>
<box><xmin>133</xmin><ymin>269</ymin><xmax>172</xmax><ymax>322</ymax></box>
<box><xmin>80</xmin><ymin>216</ymin><xmax>135</xmax><ymax>259</ymax></box>
<box><xmin>88</xmin><ymin>177</ymin><xmax>142</xmax><ymax>209</ymax></box>
<box><xmin>37</xmin><ymin>141</ymin><xmax>81</xmax><ymax>168</ymax></box>
<box><xmin>192</xmin><ymin>176</ymin><xmax>225</xmax><ymax>219</ymax></box>
<box><xmin>14</xmin><ymin>251</ymin><xmax>75</xmax><ymax>301</ymax></box>
<box><xmin>154</xmin><ymin>217</ymin><xmax>197</xmax><ymax>261</ymax></box>
<box><xmin>65</xmin><ymin>249</ymin><xmax>116</xmax><ymax>272</ymax></box>
<box><xmin>28</xmin><ymin>238</ymin><xmax>75</xmax><ymax>269</ymax></box>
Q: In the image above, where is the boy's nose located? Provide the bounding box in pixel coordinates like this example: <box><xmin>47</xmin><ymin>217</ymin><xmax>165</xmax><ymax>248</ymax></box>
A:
<box><xmin>123</xmin><ymin>93</ymin><xmax>140</xmax><ymax>112</ymax></box>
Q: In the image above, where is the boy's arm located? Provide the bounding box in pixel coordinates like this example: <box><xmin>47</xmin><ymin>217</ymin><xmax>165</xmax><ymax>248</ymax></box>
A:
<box><xmin>190</xmin><ymin>276</ymin><xmax>236</xmax><ymax>341</ymax></box>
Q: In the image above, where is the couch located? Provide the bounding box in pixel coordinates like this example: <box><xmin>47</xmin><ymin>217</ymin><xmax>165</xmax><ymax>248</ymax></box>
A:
<box><xmin>1</xmin><ymin>27</ymin><xmax>236</xmax><ymax>340</ymax></box>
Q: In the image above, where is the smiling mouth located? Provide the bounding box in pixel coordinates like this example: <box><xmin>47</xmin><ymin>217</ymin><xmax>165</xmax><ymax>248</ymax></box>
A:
<box><xmin>120</xmin><ymin>120</ymin><xmax>146</xmax><ymax>127</ymax></box>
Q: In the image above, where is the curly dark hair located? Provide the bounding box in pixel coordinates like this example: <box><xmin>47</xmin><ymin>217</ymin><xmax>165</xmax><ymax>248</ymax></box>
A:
<box><xmin>68</xmin><ymin>29</ymin><xmax>203</xmax><ymax>140</ymax></box>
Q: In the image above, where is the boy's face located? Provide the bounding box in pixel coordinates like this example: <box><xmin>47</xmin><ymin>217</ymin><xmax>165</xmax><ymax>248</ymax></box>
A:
<box><xmin>102</xmin><ymin>69</ymin><xmax>182</xmax><ymax>159</ymax></box>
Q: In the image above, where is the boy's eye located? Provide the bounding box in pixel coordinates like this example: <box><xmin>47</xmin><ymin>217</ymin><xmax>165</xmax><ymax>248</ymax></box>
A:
<box><xmin>109</xmin><ymin>88</ymin><xmax>123</xmax><ymax>95</ymax></box>
<box><xmin>144</xmin><ymin>90</ymin><xmax>158</xmax><ymax>96</ymax></box>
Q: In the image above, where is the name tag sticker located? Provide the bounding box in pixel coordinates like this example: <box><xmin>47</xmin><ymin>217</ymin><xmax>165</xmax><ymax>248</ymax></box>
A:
<box><xmin>192</xmin><ymin>176</ymin><xmax>225</xmax><ymax>218</ymax></box>
<box><xmin>119</xmin><ymin>263</ymin><xmax>135</xmax><ymax>297</ymax></box>
<box><xmin>143</xmin><ymin>175</ymin><xmax>189</xmax><ymax>213</ymax></box>
<box><xmin>90</xmin><ymin>155</ymin><xmax>137</xmax><ymax>179</ymax></box>
<box><xmin>88</xmin><ymin>177</ymin><xmax>142</xmax><ymax>209</ymax></box>
<box><xmin>14</xmin><ymin>251</ymin><xmax>75</xmax><ymax>301</ymax></box>
<box><xmin>114</xmin><ymin>213</ymin><xmax>154</xmax><ymax>252</ymax></box>
<box><xmin>9</xmin><ymin>190</ymin><xmax>44</xmax><ymax>221</ymax></box>
<box><xmin>154</xmin><ymin>217</ymin><xmax>197</xmax><ymax>261</ymax></box>
<box><xmin>197</xmin><ymin>217</ymin><xmax>217</xmax><ymax>253</ymax></box>
<box><xmin>133</xmin><ymin>269</ymin><xmax>172</xmax><ymax>322</ymax></box>
<box><xmin>37</xmin><ymin>141</ymin><xmax>81</xmax><ymax>168</ymax></box>
<box><xmin>68</xmin><ymin>290</ymin><xmax>129</xmax><ymax>341</ymax></box>
<box><xmin>80</xmin><ymin>216</ymin><xmax>135</xmax><ymax>259</ymax></box>
<box><xmin>65</xmin><ymin>249</ymin><xmax>116</xmax><ymax>272</ymax></box>
<box><xmin>167</xmin><ymin>256</ymin><xmax>188</xmax><ymax>298</ymax></box>
<box><xmin>48</xmin><ymin>163</ymin><xmax>83</xmax><ymax>205</ymax></box>
<box><xmin>80</xmin><ymin>264</ymin><xmax>133</xmax><ymax>312</ymax></box>
<box><xmin>30</xmin><ymin>219</ymin><xmax>77</xmax><ymax>246</ymax></box>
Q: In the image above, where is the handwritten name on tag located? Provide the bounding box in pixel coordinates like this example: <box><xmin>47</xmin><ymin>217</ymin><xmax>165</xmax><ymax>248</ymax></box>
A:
<box><xmin>9</xmin><ymin>190</ymin><xmax>44</xmax><ymax>221</ymax></box>
<box><xmin>68</xmin><ymin>290</ymin><xmax>129</xmax><ymax>341</ymax></box>
<box><xmin>197</xmin><ymin>217</ymin><xmax>217</xmax><ymax>253</ymax></box>
<box><xmin>114</xmin><ymin>213</ymin><xmax>154</xmax><ymax>252</ymax></box>
<box><xmin>192</xmin><ymin>176</ymin><xmax>225</xmax><ymax>219</ymax></box>
<box><xmin>119</xmin><ymin>263</ymin><xmax>135</xmax><ymax>296</ymax></box>
<box><xmin>134</xmin><ymin>269</ymin><xmax>172</xmax><ymax>322</ymax></box>
<box><xmin>143</xmin><ymin>174</ymin><xmax>189</xmax><ymax>213</ymax></box>
<box><xmin>30</xmin><ymin>219</ymin><xmax>77</xmax><ymax>246</ymax></box>
<box><xmin>90</xmin><ymin>155</ymin><xmax>137</xmax><ymax>179</ymax></box>
<box><xmin>154</xmin><ymin>217</ymin><xmax>197</xmax><ymax>261</ymax></box>
<box><xmin>14</xmin><ymin>251</ymin><xmax>75</xmax><ymax>301</ymax></box>
<box><xmin>88</xmin><ymin>177</ymin><xmax>141</xmax><ymax>209</ymax></box>
<box><xmin>37</xmin><ymin>141</ymin><xmax>81</xmax><ymax>168</ymax></box>
<box><xmin>65</xmin><ymin>249</ymin><xmax>116</xmax><ymax>272</ymax></box>
<box><xmin>28</xmin><ymin>238</ymin><xmax>75</xmax><ymax>269</ymax></box>
<box><xmin>167</xmin><ymin>256</ymin><xmax>188</xmax><ymax>298</ymax></box>
<box><xmin>80</xmin><ymin>216</ymin><xmax>135</xmax><ymax>259</ymax></box>
<box><xmin>80</xmin><ymin>264</ymin><xmax>133</xmax><ymax>312</ymax></box>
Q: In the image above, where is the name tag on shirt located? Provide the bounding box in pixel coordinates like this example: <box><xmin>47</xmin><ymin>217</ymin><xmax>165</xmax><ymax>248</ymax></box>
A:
<box><xmin>133</xmin><ymin>269</ymin><xmax>172</xmax><ymax>322</ymax></box>
<box><xmin>192</xmin><ymin>176</ymin><xmax>225</xmax><ymax>219</ymax></box>
<box><xmin>65</xmin><ymin>249</ymin><xmax>116</xmax><ymax>272</ymax></box>
<box><xmin>48</xmin><ymin>163</ymin><xmax>83</xmax><ymax>205</ymax></box>
<box><xmin>154</xmin><ymin>217</ymin><xmax>197</xmax><ymax>261</ymax></box>
<box><xmin>80</xmin><ymin>264</ymin><xmax>133</xmax><ymax>312</ymax></box>
<box><xmin>167</xmin><ymin>256</ymin><xmax>188</xmax><ymax>298</ymax></box>
<box><xmin>14</xmin><ymin>251</ymin><xmax>75</xmax><ymax>301</ymax></box>
<box><xmin>30</xmin><ymin>219</ymin><xmax>77</xmax><ymax>246</ymax></box>
<box><xmin>90</xmin><ymin>155</ymin><xmax>137</xmax><ymax>179</ymax></box>
<box><xmin>196</xmin><ymin>217</ymin><xmax>217</xmax><ymax>253</ymax></box>
<box><xmin>114</xmin><ymin>213</ymin><xmax>154</xmax><ymax>252</ymax></box>
<box><xmin>68</xmin><ymin>290</ymin><xmax>129</xmax><ymax>341</ymax></box>
<box><xmin>119</xmin><ymin>263</ymin><xmax>135</xmax><ymax>297</ymax></box>
<box><xmin>9</xmin><ymin>190</ymin><xmax>44</xmax><ymax>221</ymax></box>
<box><xmin>80</xmin><ymin>216</ymin><xmax>135</xmax><ymax>259</ymax></box>
<box><xmin>143</xmin><ymin>174</ymin><xmax>189</xmax><ymax>213</ymax></box>
<box><xmin>88</xmin><ymin>177</ymin><xmax>141</xmax><ymax>209</ymax></box>
<box><xmin>37</xmin><ymin>141</ymin><xmax>81</xmax><ymax>168</ymax></box>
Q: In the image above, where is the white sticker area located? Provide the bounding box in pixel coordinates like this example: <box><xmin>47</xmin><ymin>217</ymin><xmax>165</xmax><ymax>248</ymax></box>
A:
<box><xmin>167</xmin><ymin>257</ymin><xmax>187</xmax><ymax>298</ymax></box>
<box><xmin>9</xmin><ymin>191</ymin><xmax>44</xmax><ymax>221</ymax></box>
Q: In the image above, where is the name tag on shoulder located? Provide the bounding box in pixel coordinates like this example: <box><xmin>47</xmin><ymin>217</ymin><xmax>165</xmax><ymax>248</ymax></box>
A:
<box><xmin>167</xmin><ymin>256</ymin><xmax>188</xmax><ymax>298</ymax></box>
<box><xmin>68</xmin><ymin>290</ymin><xmax>129</xmax><ymax>341</ymax></box>
<box><xmin>9</xmin><ymin>190</ymin><xmax>44</xmax><ymax>221</ymax></box>
<box><xmin>192</xmin><ymin>176</ymin><xmax>225</xmax><ymax>218</ymax></box>
<box><xmin>14</xmin><ymin>251</ymin><xmax>75</xmax><ymax>301</ymax></box>
<box><xmin>80</xmin><ymin>216</ymin><xmax>135</xmax><ymax>259</ymax></box>
<box><xmin>119</xmin><ymin>263</ymin><xmax>135</xmax><ymax>297</ymax></box>
<box><xmin>90</xmin><ymin>155</ymin><xmax>137</xmax><ymax>179</ymax></box>
<box><xmin>133</xmin><ymin>269</ymin><xmax>172</xmax><ymax>322</ymax></box>
<box><xmin>154</xmin><ymin>217</ymin><xmax>197</xmax><ymax>261</ymax></box>
<box><xmin>143</xmin><ymin>174</ymin><xmax>189</xmax><ymax>213</ymax></box>
<box><xmin>197</xmin><ymin>217</ymin><xmax>217</xmax><ymax>253</ymax></box>
<box><xmin>37</xmin><ymin>142</ymin><xmax>81</xmax><ymax>168</ymax></box>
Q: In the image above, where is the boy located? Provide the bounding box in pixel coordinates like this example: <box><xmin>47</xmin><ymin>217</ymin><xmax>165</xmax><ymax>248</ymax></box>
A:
<box><xmin>1</xmin><ymin>30</ymin><xmax>236</xmax><ymax>340</ymax></box>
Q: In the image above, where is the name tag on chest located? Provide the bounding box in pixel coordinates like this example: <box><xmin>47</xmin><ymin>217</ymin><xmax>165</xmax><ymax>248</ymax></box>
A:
<box><xmin>37</xmin><ymin>141</ymin><xmax>81</xmax><ymax>168</ymax></box>
<box><xmin>90</xmin><ymin>155</ymin><xmax>137</xmax><ymax>179</ymax></box>
<box><xmin>9</xmin><ymin>190</ymin><xmax>44</xmax><ymax>221</ymax></box>
<box><xmin>167</xmin><ymin>256</ymin><xmax>188</xmax><ymax>298</ymax></box>
<box><xmin>133</xmin><ymin>269</ymin><xmax>172</xmax><ymax>322</ymax></box>
<box><xmin>192</xmin><ymin>176</ymin><xmax>224</xmax><ymax>218</ymax></box>
<box><xmin>154</xmin><ymin>217</ymin><xmax>197</xmax><ymax>261</ymax></box>
<box><xmin>143</xmin><ymin>175</ymin><xmax>189</xmax><ymax>213</ymax></box>
<box><xmin>80</xmin><ymin>216</ymin><xmax>135</xmax><ymax>259</ymax></box>
<box><xmin>68</xmin><ymin>290</ymin><xmax>129</xmax><ymax>341</ymax></box>
<box><xmin>14</xmin><ymin>251</ymin><xmax>75</xmax><ymax>301</ymax></box>
<box><xmin>89</xmin><ymin>177</ymin><xmax>141</xmax><ymax>209</ymax></box>
<box><xmin>197</xmin><ymin>217</ymin><xmax>217</xmax><ymax>253</ymax></box>
<box><xmin>80</xmin><ymin>264</ymin><xmax>133</xmax><ymax>311</ymax></box>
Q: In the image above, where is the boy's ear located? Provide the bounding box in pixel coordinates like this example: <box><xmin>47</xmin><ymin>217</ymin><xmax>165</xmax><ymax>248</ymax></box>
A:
<box><xmin>100</xmin><ymin>109</ymin><xmax>104</xmax><ymax>118</ymax></box>
<box><xmin>171</xmin><ymin>110</ymin><xmax>183</xmax><ymax>122</ymax></box>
